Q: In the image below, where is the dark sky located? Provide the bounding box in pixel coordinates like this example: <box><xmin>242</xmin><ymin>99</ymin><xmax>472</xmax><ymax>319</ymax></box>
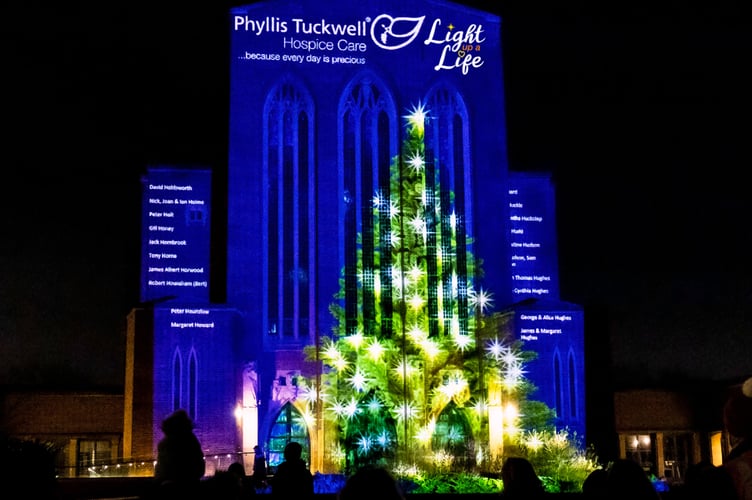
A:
<box><xmin>2</xmin><ymin>0</ymin><xmax>751</xmax><ymax>389</ymax></box>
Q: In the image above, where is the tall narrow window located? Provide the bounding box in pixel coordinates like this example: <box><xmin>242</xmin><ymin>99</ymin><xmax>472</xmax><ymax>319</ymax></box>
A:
<box><xmin>189</xmin><ymin>349</ymin><xmax>198</xmax><ymax>419</ymax></box>
<box><xmin>424</xmin><ymin>86</ymin><xmax>472</xmax><ymax>337</ymax></box>
<box><xmin>263</xmin><ymin>78</ymin><xmax>315</xmax><ymax>340</ymax></box>
<box><xmin>568</xmin><ymin>351</ymin><xmax>577</xmax><ymax>418</ymax></box>
<box><xmin>553</xmin><ymin>352</ymin><xmax>562</xmax><ymax>418</ymax></box>
<box><xmin>172</xmin><ymin>348</ymin><xmax>182</xmax><ymax>412</ymax></box>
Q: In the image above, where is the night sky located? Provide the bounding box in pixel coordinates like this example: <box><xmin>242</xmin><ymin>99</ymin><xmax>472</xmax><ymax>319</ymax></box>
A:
<box><xmin>2</xmin><ymin>0</ymin><xmax>751</xmax><ymax>389</ymax></box>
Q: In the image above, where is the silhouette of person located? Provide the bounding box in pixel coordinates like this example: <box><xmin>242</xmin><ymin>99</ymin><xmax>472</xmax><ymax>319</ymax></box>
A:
<box><xmin>270</xmin><ymin>441</ymin><xmax>313</xmax><ymax>498</ymax></box>
<box><xmin>337</xmin><ymin>465</ymin><xmax>405</xmax><ymax>500</ymax></box>
<box><xmin>723</xmin><ymin>376</ymin><xmax>752</xmax><ymax>500</ymax></box>
<box><xmin>581</xmin><ymin>468</ymin><xmax>608</xmax><ymax>499</ymax></box>
<box><xmin>500</xmin><ymin>457</ymin><xmax>546</xmax><ymax>499</ymax></box>
<box><xmin>1</xmin><ymin>436</ymin><xmax>59</xmax><ymax>499</ymax></box>
<box><xmin>679</xmin><ymin>460</ymin><xmax>737</xmax><ymax>500</ymax></box>
<box><xmin>153</xmin><ymin>409</ymin><xmax>205</xmax><ymax>499</ymax></box>
<box><xmin>201</xmin><ymin>467</ymin><xmax>250</xmax><ymax>500</ymax></box>
<box><xmin>252</xmin><ymin>445</ymin><xmax>267</xmax><ymax>489</ymax></box>
<box><xmin>605</xmin><ymin>459</ymin><xmax>660</xmax><ymax>500</ymax></box>
<box><xmin>227</xmin><ymin>461</ymin><xmax>256</xmax><ymax>499</ymax></box>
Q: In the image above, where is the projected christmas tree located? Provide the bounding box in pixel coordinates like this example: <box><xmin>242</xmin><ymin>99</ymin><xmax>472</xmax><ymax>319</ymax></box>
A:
<box><xmin>304</xmin><ymin>104</ymin><xmax>554</xmax><ymax>474</ymax></box>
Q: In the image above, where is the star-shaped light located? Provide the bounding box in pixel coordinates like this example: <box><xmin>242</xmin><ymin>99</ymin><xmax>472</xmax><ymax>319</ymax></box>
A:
<box><xmin>452</xmin><ymin>333</ymin><xmax>473</xmax><ymax>351</ymax></box>
<box><xmin>407</xmin><ymin>151</ymin><xmax>424</xmax><ymax>173</ymax></box>
<box><xmin>345</xmin><ymin>331</ymin><xmax>365</xmax><ymax>349</ymax></box>
<box><xmin>394</xmin><ymin>360</ymin><xmax>416</xmax><ymax>379</ymax></box>
<box><xmin>375</xmin><ymin>430</ymin><xmax>391</xmax><ymax>447</ymax></box>
<box><xmin>438</xmin><ymin>375</ymin><xmax>467</xmax><ymax>399</ymax></box>
<box><xmin>356</xmin><ymin>435</ymin><xmax>373</xmax><ymax>454</ymax></box>
<box><xmin>406</xmin><ymin>264</ymin><xmax>423</xmax><ymax>283</ymax></box>
<box><xmin>365</xmin><ymin>395</ymin><xmax>383</xmax><ymax>413</ymax></box>
<box><xmin>298</xmin><ymin>385</ymin><xmax>318</xmax><ymax>404</ymax></box>
<box><xmin>419</xmin><ymin>338</ymin><xmax>440</xmax><ymax>359</ymax></box>
<box><xmin>388</xmin><ymin>200</ymin><xmax>400</xmax><ymax>219</ymax></box>
<box><xmin>403</xmin><ymin>102</ymin><xmax>427</xmax><ymax>137</ymax></box>
<box><xmin>486</xmin><ymin>338</ymin><xmax>509</xmax><ymax>361</ymax></box>
<box><xmin>469</xmin><ymin>286</ymin><xmax>494</xmax><ymax>314</ymax></box>
<box><xmin>393</xmin><ymin>401</ymin><xmax>419</xmax><ymax>421</ymax></box>
<box><xmin>407</xmin><ymin>324</ymin><xmax>427</xmax><ymax>342</ymax></box>
<box><xmin>323</xmin><ymin>344</ymin><xmax>350</xmax><ymax>372</ymax></box>
<box><xmin>503</xmin><ymin>362</ymin><xmax>527</xmax><ymax>388</ymax></box>
<box><xmin>343</xmin><ymin>397</ymin><xmax>361</xmax><ymax>419</ymax></box>
<box><xmin>347</xmin><ymin>368</ymin><xmax>369</xmax><ymax>392</ymax></box>
<box><xmin>408</xmin><ymin>215</ymin><xmax>425</xmax><ymax>235</ymax></box>
<box><xmin>366</xmin><ymin>339</ymin><xmax>385</xmax><ymax>361</ymax></box>
<box><xmin>408</xmin><ymin>293</ymin><xmax>425</xmax><ymax>310</ymax></box>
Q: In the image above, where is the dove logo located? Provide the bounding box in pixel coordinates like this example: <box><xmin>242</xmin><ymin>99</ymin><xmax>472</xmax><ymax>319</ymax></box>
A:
<box><xmin>370</xmin><ymin>14</ymin><xmax>426</xmax><ymax>50</ymax></box>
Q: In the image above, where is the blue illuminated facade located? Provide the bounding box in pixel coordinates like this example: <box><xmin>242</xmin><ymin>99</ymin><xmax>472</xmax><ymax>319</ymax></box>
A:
<box><xmin>127</xmin><ymin>0</ymin><xmax>585</xmax><ymax>473</ymax></box>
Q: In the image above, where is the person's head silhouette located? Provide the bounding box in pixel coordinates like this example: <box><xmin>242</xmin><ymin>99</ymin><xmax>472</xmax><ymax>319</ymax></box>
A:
<box><xmin>284</xmin><ymin>441</ymin><xmax>303</xmax><ymax>461</ymax></box>
<box><xmin>161</xmin><ymin>408</ymin><xmax>195</xmax><ymax>435</ymax></box>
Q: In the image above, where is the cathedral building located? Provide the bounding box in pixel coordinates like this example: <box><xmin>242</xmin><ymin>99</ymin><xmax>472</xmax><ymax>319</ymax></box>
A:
<box><xmin>124</xmin><ymin>0</ymin><xmax>585</xmax><ymax>475</ymax></box>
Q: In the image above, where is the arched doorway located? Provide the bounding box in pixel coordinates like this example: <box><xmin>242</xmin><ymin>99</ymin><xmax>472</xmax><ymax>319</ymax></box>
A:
<box><xmin>432</xmin><ymin>402</ymin><xmax>474</xmax><ymax>471</ymax></box>
<box><xmin>267</xmin><ymin>402</ymin><xmax>310</xmax><ymax>472</ymax></box>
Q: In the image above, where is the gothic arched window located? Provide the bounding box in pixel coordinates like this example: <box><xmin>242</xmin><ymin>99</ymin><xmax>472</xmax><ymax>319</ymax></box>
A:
<box><xmin>338</xmin><ymin>72</ymin><xmax>397</xmax><ymax>338</ymax></box>
<box><xmin>263</xmin><ymin>77</ymin><xmax>315</xmax><ymax>340</ymax></box>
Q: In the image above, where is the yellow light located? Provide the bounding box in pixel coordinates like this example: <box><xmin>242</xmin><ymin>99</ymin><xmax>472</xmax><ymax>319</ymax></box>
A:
<box><xmin>438</xmin><ymin>375</ymin><xmax>467</xmax><ymax>398</ymax></box>
<box><xmin>452</xmin><ymin>333</ymin><xmax>473</xmax><ymax>350</ymax></box>
<box><xmin>394</xmin><ymin>360</ymin><xmax>417</xmax><ymax>379</ymax></box>
<box><xmin>323</xmin><ymin>343</ymin><xmax>340</xmax><ymax>361</ymax></box>
<box><xmin>332</xmin><ymin>357</ymin><xmax>349</xmax><ymax>372</ymax></box>
<box><xmin>416</xmin><ymin>425</ymin><xmax>433</xmax><ymax>444</ymax></box>
<box><xmin>419</xmin><ymin>338</ymin><xmax>440</xmax><ymax>359</ymax></box>
<box><xmin>366</xmin><ymin>339</ymin><xmax>385</xmax><ymax>361</ymax></box>
<box><xmin>503</xmin><ymin>402</ymin><xmax>518</xmax><ymax>422</ymax></box>
<box><xmin>301</xmin><ymin>407</ymin><xmax>316</xmax><ymax>428</ymax></box>
<box><xmin>408</xmin><ymin>293</ymin><xmax>425</xmax><ymax>310</ymax></box>
<box><xmin>407</xmin><ymin>324</ymin><xmax>426</xmax><ymax>342</ymax></box>
<box><xmin>525</xmin><ymin>432</ymin><xmax>544</xmax><ymax>451</ymax></box>
<box><xmin>346</xmin><ymin>332</ymin><xmax>365</xmax><ymax>349</ymax></box>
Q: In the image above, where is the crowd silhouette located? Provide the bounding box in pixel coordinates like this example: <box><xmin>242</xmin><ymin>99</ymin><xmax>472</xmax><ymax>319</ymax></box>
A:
<box><xmin>137</xmin><ymin>377</ymin><xmax>752</xmax><ymax>500</ymax></box>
